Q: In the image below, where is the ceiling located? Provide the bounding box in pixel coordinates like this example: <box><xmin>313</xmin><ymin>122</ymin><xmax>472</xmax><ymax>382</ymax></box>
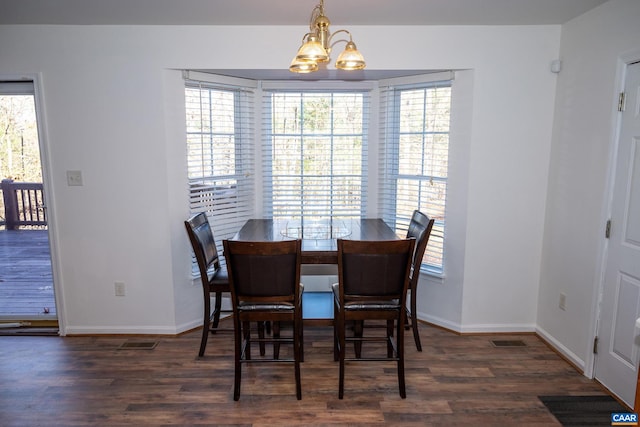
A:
<box><xmin>0</xmin><ymin>0</ymin><xmax>608</xmax><ymax>26</ymax></box>
<box><xmin>1</xmin><ymin>0</ymin><xmax>608</xmax><ymax>81</ymax></box>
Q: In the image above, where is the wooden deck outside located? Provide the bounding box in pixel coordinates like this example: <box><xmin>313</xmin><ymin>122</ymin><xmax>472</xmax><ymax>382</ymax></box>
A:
<box><xmin>0</xmin><ymin>229</ymin><xmax>56</xmax><ymax>318</ymax></box>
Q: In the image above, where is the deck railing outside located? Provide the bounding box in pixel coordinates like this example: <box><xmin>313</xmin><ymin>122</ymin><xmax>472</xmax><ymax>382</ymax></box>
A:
<box><xmin>0</xmin><ymin>179</ymin><xmax>47</xmax><ymax>230</ymax></box>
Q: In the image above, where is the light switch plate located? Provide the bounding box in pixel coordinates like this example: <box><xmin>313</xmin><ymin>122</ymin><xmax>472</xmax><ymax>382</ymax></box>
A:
<box><xmin>66</xmin><ymin>170</ymin><xmax>83</xmax><ymax>186</ymax></box>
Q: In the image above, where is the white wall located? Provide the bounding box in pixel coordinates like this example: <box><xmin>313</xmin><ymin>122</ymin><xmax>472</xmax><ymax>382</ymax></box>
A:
<box><xmin>538</xmin><ymin>0</ymin><xmax>640</xmax><ymax>372</ymax></box>
<box><xmin>0</xmin><ymin>23</ymin><xmax>560</xmax><ymax>335</ymax></box>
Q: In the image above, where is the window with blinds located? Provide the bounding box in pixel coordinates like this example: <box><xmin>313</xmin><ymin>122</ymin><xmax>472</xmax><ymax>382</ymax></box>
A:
<box><xmin>184</xmin><ymin>78</ymin><xmax>255</xmax><ymax>265</ymax></box>
<box><xmin>379</xmin><ymin>79</ymin><xmax>452</xmax><ymax>276</ymax></box>
<box><xmin>262</xmin><ymin>91</ymin><xmax>369</xmax><ymax>219</ymax></box>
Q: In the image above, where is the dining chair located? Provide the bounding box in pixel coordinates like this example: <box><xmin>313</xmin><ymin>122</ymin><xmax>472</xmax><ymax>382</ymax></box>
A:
<box><xmin>223</xmin><ymin>238</ymin><xmax>304</xmax><ymax>401</ymax></box>
<box><xmin>184</xmin><ymin>212</ymin><xmax>233</xmax><ymax>357</ymax></box>
<box><xmin>332</xmin><ymin>238</ymin><xmax>415</xmax><ymax>399</ymax></box>
<box><xmin>405</xmin><ymin>210</ymin><xmax>435</xmax><ymax>351</ymax></box>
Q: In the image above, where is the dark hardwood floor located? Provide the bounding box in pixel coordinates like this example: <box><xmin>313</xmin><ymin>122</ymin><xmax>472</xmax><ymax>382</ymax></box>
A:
<box><xmin>0</xmin><ymin>320</ymin><xmax>615</xmax><ymax>426</ymax></box>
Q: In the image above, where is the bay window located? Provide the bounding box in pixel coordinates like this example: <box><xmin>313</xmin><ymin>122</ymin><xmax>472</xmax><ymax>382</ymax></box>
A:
<box><xmin>184</xmin><ymin>72</ymin><xmax>452</xmax><ymax>275</ymax></box>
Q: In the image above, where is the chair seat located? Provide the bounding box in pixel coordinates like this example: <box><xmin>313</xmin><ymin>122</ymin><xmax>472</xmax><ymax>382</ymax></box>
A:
<box><xmin>208</xmin><ymin>265</ymin><xmax>229</xmax><ymax>286</ymax></box>
<box><xmin>344</xmin><ymin>302</ymin><xmax>401</xmax><ymax>311</ymax></box>
<box><xmin>331</xmin><ymin>283</ymin><xmax>400</xmax><ymax>310</ymax></box>
<box><xmin>238</xmin><ymin>302</ymin><xmax>295</xmax><ymax>311</ymax></box>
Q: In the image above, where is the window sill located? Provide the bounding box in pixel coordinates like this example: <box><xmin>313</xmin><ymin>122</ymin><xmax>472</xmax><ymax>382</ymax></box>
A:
<box><xmin>420</xmin><ymin>267</ymin><xmax>445</xmax><ymax>284</ymax></box>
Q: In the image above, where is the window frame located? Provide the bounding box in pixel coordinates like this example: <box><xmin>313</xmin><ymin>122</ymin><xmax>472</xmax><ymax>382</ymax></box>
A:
<box><xmin>183</xmin><ymin>72</ymin><xmax>257</xmax><ymax>269</ymax></box>
<box><xmin>379</xmin><ymin>74</ymin><xmax>453</xmax><ymax>277</ymax></box>
<box><xmin>261</xmin><ymin>88</ymin><xmax>370</xmax><ymax>221</ymax></box>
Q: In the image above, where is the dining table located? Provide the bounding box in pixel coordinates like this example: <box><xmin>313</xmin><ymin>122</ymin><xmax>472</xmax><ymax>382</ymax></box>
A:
<box><xmin>232</xmin><ymin>217</ymin><xmax>400</xmax><ymax>264</ymax></box>
<box><xmin>232</xmin><ymin>218</ymin><xmax>400</xmax><ymax>324</ymax></box>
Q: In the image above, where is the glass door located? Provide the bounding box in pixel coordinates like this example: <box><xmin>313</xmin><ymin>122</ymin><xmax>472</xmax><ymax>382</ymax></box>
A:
<box><xmin>0</xmin><ymin>80</ymin><xmax>56</xmax><ymax>330</ymax></box>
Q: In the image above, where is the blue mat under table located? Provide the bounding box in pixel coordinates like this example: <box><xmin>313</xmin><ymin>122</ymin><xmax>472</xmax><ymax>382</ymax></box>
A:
<box><xmin>302</xmin><ymin>291</ymin><xmax>333</xmax><ymax>320</ymax></box>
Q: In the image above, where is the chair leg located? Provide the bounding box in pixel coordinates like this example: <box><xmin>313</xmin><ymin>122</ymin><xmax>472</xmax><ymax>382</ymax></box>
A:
<box><xmin>198</xmin><ymin>293</ymin><xmax>212</xmax><ymax>357</ymax></box>
<box><xmin>410</xmin><ymin>288</ymin><xmax>422</xmax><ymax>351</ymax></box>
<box><xmin>299</xmin><ymin>317</ymin><xmax>305</xmax><ymax>363</ymax></box>
<box><xmin>258</xmin><ymin>321</ymin><xmax>266</xmax><ymax>356</ymax></box>
<box><xmin>354</xmin><ymin>320</ymin><xmax>363</xmax><ymax>359</ymax></box>
<box><xmin>242</xmin><ymin>321</ymin><xmax>252</xmax><ymax>360</ymax></box>
<box><xmin>333</xmin><ymin>300</ymin><xmax>339</xmax><ymax>362</ymax></box>
<box><xmin>300</xmin><ymin>301</ymin><xmax>304</xmax><ymax>363</ymax></box>
<box><xmin>338</xmin><ymin>314</ymin><xmax>346</xmax><ymax>399</ymax></box>
<box><xmin>397</xmin><ymin>316</ymin><xmax>406</xmax><ymax>398</ymax></box>
<box><xmin>294</xmin><ymin>319</ymin><xmax>302</xmax><ymax>400</ymax></box>
<box><xmin>387</xmin><ymin>320</ymin><xmax>394</xmax><ymax>358</ymax></box>
<box><xmin>233</xmin><ymin>318</ymin><xmax>243</xmax><ymax>401</ymax></box>
<box><xmin>211</xmin><ymin>291</ymin><xmax>223</xmax><ymax>330</ymax></box>
<box><xmin>273</xmin><ymin>322</ymin><xmax>281</xmax><ymax>359</ymax></box>
<box><xmin>404</xmin><ymin>291</ymin><xmax>411</xmax><ymax>330</ymax></box>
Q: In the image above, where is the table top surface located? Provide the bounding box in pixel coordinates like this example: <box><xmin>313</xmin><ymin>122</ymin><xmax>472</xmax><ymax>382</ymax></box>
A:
<box><xmin>232</xmin><ymin>218</ymin><xmax>400</xmax><ymax>263</ymax></box>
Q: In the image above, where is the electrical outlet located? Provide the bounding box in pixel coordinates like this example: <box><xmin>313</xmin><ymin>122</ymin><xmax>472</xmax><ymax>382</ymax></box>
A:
<box><xmin>559</xmin><ymin>293</ymin><xmax>566</xmax><ymax>311</ymax></box>
<box><xmin>115</xmin><ymin>282</ymin><xmax>125</xmax><ymax>297</ymax></box>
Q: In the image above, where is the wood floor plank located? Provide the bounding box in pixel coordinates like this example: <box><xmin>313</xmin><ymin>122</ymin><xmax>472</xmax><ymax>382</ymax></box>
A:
<box><xmin>0</xmin><ymin>322</ymin><xmax>616</xmax><ymax>426</ymax></box>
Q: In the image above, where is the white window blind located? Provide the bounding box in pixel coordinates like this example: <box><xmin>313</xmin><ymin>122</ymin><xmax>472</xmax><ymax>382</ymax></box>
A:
<box><xmin>184</xmin><ymin>75</ymin><xmax>255</xmax><ymax>264</ymax></box>
<box><xmin>262</xmin><ymin>90</ymin><xmax>369</xmax><ymax>219</ymax></box>
<box><xmin>379</xmin><ymin>77</ymin><xmax>452</xmax><ymax>275</ymax></box>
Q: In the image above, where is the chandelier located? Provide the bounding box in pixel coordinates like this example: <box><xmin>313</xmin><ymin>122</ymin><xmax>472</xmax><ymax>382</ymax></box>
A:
<box><xmin>289</xmin><ymin>0</ymin><xmax>366</xmax><ymax>73</ymax></box>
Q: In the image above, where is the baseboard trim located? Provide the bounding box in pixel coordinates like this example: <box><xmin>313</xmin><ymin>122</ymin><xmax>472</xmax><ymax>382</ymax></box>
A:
<box><xmin>535</xmin><ymin>325</ymin><xmax>587</xmax><ymax>374</ymax></box>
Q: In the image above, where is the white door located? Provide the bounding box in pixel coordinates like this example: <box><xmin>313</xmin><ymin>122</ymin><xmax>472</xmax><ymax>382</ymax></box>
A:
<box><xmin>595</xmin><ymin>61</ymin><xmax>640</xmax><ymax>407</ymax></box>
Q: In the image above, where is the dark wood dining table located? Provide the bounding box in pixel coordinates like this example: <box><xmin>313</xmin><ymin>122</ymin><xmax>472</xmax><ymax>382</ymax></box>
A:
<box><xmin>232</xmin><ymin>218</ymin><xmax>400</xmax><ymax>264</ymax></box>
<box><xmin>232</xmin><ymin>218</ymin><xmax>400</xmax><ymax>324</ymax></box>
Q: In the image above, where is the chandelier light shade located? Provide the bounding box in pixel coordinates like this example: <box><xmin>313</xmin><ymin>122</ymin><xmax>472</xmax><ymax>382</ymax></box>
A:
<box><xmin>294</xmin><ymin>35</ymin><xmax>329</xmax><ymax>63</ymax></box>
<box><xmin>335</xmin><ymin>41</ymin><xmax>366</xmax><ymax>71</ymax></box>
<box><xmin>288</xmin><ymin>58</ymin><xmax>319</xmax><ymax>73</ymax></box>
<box><xmin>289</xmin><ymin>0</ymin><xmax>366</xmax><ymax>73</ymax></box>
